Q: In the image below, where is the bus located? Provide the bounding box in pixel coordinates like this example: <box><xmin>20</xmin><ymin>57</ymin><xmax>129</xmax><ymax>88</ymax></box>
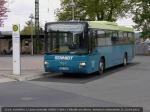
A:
<box><xmin>44</xmin><ymin>21</ymin><xmax>135</xmax><ymax>74</ymax></box>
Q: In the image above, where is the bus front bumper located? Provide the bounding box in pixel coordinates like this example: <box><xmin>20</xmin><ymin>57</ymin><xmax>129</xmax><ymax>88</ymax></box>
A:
<box><xmin>44</xmin><ymin>60</ymin><xmax>89</xmax><ymax>74</ymax></box>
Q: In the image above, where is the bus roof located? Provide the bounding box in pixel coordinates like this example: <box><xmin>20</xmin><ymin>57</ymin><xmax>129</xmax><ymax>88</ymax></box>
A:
<box><xmin>88</xmin><ymin>21</ymin><xmax>134</xmax><ymax>32</ymax></box>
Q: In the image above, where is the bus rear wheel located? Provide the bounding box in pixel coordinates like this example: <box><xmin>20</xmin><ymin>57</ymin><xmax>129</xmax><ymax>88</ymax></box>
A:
<box><xmin>123</xmin><ymin>54</ymin><xmax>128</xmax><ymax>66</ymax></box>
<box><xmin>99</xmin><ymin>58</ymin><xmax>105</xmax><ymax>75</ymax></box>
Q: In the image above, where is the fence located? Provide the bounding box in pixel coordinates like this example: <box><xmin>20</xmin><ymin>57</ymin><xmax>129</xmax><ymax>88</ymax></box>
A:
<box><xmin>135</xmin><ymin>43</ymin><xmax>150</xmax><ymax>55</ymax></box>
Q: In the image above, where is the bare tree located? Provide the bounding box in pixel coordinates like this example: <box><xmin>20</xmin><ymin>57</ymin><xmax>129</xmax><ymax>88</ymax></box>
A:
<box><xmin>0</xmin><ymin>0</ymin><xmax>8</xmax><ymax>26</ymax></box>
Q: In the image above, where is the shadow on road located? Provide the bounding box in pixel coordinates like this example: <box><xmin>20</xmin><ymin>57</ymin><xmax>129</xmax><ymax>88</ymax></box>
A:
<box><xmin>33</xmin><ymin>62</ymin><xmax>140</xmax><ymax>84</ymax></box>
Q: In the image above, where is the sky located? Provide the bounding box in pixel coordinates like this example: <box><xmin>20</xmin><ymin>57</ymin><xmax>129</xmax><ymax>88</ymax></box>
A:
<box><xmin>0</xmin><ymin>0</ymin><xmax>135</xmax><ymax>31</ymax></box>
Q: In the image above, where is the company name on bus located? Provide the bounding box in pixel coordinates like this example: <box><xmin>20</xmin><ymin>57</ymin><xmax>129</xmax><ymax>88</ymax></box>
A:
<box><xmin>55</xmin><ymin>56</ymin><xmax>73</xmax><ymax>60</ymax></box>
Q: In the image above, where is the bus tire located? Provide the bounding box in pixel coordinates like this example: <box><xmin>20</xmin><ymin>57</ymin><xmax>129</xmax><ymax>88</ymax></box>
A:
<box><xmin>99</xmin><ymin>58</ymin><xmax>105</xmax><ymax>75</ymax></box>
<box><xmin>123</xmin><ymin>53</ymin><xmax>128</xmax><ymax>66</ymax></box>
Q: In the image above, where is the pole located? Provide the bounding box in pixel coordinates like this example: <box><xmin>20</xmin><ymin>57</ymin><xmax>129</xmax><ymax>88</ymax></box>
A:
<box><xmin>31</xmin><ymin>21</ymin><xmax>34</xmax><ymax>55</ymax></box>
<box><xmin>12</xmin><ymin>24</ymin><xmax>21</xmax><ymax>75</ymax></box>
<box><xmin>35</xmin><ymin>0</ymin><xmax>40</xmax><ymax>54</ymax></box>
<box><xmin>70</xmin><ymin>0</ymin><xmax>75</xmax><ymax>21</ymax></box>
<box><xmin>72</xmin><ymin>4</ymin><xmax>74</xmax><ymax>20</ymax></box>
<box><xmin>30</xmin><ymin>14</ymin><xmax>34</xmax><ymax>55</ymax></box>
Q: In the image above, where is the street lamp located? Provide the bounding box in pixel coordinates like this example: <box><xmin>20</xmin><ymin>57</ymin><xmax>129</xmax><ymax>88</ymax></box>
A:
<box><xmin>70</xmin><ymin>0</ymin><xmax>75</xmax><ymax>21</ymax></box>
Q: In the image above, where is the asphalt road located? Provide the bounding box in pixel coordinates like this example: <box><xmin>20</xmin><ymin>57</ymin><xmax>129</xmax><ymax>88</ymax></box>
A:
<box><xmin>0</xmin><ymin>56</ymin><xmax>150</xmax><ymax>111</ymax></box>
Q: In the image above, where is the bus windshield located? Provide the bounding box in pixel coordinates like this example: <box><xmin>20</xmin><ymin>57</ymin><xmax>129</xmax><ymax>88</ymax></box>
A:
<box><xmin>45</xmin><ymin>23</ymin><xmax>89</xmax><ymax>55</ymax></box>
<box><xmin>46</xmin><ymin>31</ymin><xmax>88</xmax><ymax>55</ymax></box>
<box><xmin>45</xmin><ymin>23</ymin><xmax>88</xmax><ymax>55</ymax></box>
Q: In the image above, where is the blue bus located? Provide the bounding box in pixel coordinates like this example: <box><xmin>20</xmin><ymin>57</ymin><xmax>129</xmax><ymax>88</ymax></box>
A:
<box><xmin>44</xmin><ymin>21</ymin><xmax>135</xmax><ymax>74</ymax></box>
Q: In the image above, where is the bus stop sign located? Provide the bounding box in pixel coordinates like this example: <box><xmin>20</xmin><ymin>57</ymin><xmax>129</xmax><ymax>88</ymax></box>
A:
<box><xmin>12</xmin><ymin>24</ymin><xmax>21</xmax><ymax>75</ymax></box>
<box><xmin>13</xmin><ymin>25</ymin><xmax>19</xmax><ymax>32</ymax></box>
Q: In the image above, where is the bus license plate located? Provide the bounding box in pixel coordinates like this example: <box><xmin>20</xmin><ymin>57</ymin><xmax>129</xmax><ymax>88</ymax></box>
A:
<box><xmin>59</xmin><ymin>67</ymin><xmax>69</xmax><ymax>71</ymax></box>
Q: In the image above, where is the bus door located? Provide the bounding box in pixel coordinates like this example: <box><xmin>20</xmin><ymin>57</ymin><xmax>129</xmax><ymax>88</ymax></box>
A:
<box><xmin>88</xmin><ymin>30</ymin><xmax>100</xmax><ymax>72</ymax></box>
<box><xmin>111</xmin><ymin>32</ymin><xmax>121</xmax><ymax>65</ymax></box>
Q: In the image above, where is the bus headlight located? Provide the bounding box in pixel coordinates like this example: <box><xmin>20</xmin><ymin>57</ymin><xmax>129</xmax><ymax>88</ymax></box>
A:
<box><xmin>44</xmin><ymin>61</ymin><xmax>49</xmax><ymax>65</ymax></box>
<box><xmin>79</xmin><ymin>62</ymin><xmax>86</xmax><ymax>67</ymax></box>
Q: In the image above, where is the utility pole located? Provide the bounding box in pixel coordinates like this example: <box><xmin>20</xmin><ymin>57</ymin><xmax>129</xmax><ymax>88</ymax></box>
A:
<box><xmin>29</xmin><ymin>14</ymin><xmax>34</xmax><ymax>55</ymax></box>
<box><xmin>35</xmin><ymin>0</ymin><xmax>40</xmax><ymax>54</ymax></box>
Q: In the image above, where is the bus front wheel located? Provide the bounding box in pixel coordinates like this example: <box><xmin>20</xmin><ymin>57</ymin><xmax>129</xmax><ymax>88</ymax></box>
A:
<box><xmin>99</xmin><ymin>58</ymin><xmax>105</xmax><ymax>75</ymax></box>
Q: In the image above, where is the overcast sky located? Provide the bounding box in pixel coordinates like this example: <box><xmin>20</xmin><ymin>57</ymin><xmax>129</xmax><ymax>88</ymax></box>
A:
<box><xmin>0</xmin><ymin>0</ymin><xmax>135</xmax><ymax>31</ymax></box>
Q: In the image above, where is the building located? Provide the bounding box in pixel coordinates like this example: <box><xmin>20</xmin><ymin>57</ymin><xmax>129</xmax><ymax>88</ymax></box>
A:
<box><xmin>0</xmin><ymin>31</ymin><xmax>44</xmax><ymax>55</ymax></box>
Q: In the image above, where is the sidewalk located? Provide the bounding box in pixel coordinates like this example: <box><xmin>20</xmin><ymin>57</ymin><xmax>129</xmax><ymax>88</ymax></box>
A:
<box><xmin>0</xmin><ymin>69</ymin><xmax>49</xmax><ymax>81</ymax></box>
<box><xmin>0</xmin><ymin>69</ymin><xmax>15</xmax><ymax>83</ymax></box>
<box><xmin>0</xmin><ymin>56</ymin><xmax>51</xmax><ymax>81</ymax></box>
<box><xmin>0</xmin><ymin>75</ymin><xmax>15</xmax><ymax>83</ymax></box>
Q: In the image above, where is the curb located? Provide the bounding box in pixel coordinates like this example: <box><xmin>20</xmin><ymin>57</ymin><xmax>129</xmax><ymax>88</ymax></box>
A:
<box><xmin>1</xmin><ymin>72</ymin><xmax>52</xmax><ymax>81</ymax></box>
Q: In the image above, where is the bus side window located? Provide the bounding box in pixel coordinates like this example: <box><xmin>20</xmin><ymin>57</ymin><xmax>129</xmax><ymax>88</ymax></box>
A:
<box><xmin>97</xmin><ymin>30</ymin><xmax>106</xmax><ymax>46</ymax></box>
<box><xmin>92</xmin><ymin>30</ymin><xmax>97</xmax><ymax>48</ymax></box>
<box><xmin>123</xmin><ymin>32</ymin><xmax>128</xmax><ymax>43</ymax></box>
<box><xmin>88</xmin><ymin>29</ymin><xmax>97</xmax><ymax>52</ymax></box>
<box><xmin>128</xmin><ymin>32</ymin><xmax>135</xmax><ymax>44</ymax></box>
<box><xmin>105</xmin><ymin>30</ymin><xmax>112</xmax><ymax>45</ymax></box>
<box><xmin>111</xmin><ymin>32</ymin><xmax>119</xmax><ymax>44</ymax></box>
<box><xmin>118</xmin><ymin>32</ymin><xmax>124</xmax><ymax>44</ymax></box>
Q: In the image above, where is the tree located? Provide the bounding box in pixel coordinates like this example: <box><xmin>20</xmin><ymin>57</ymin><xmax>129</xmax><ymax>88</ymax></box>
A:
<box><xmin>21</xmin><ymin>20</ymin><xmax>43</xmax><ymax>35</ymax></box>
<box><xmin>0</xmin><ymin>0</ymin><xmax>8</xmax><ymax>26</ymax></box>
<box><xmin>21</xmin><ymin>15</ymin><xmax>43</xmax><ymax>35</ymax></box>
<box><xmin>56</xmin><ymin>0</ymin><xmax>133</xmax><ymax>21</ymax></box>
<box><xmin>132</xmin><ymin>0</ymin><xmax>150</xmax><ymax>39</ymax></box>
<box><xmin>21</xmin><ymin>20</ymin><xmax>35</xmax><ymax>35</ymax></box>
<box><xmin>21</xmin><ymin>15</ymin><xmax>44</xmax><ymax>54</ymax></box>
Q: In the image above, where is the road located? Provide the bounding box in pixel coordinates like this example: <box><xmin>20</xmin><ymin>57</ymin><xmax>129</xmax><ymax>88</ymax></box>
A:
<box><xmin>0</xmin><ymin>56</ymin><xmax>150</xmax><ymax>111</ymax></box>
